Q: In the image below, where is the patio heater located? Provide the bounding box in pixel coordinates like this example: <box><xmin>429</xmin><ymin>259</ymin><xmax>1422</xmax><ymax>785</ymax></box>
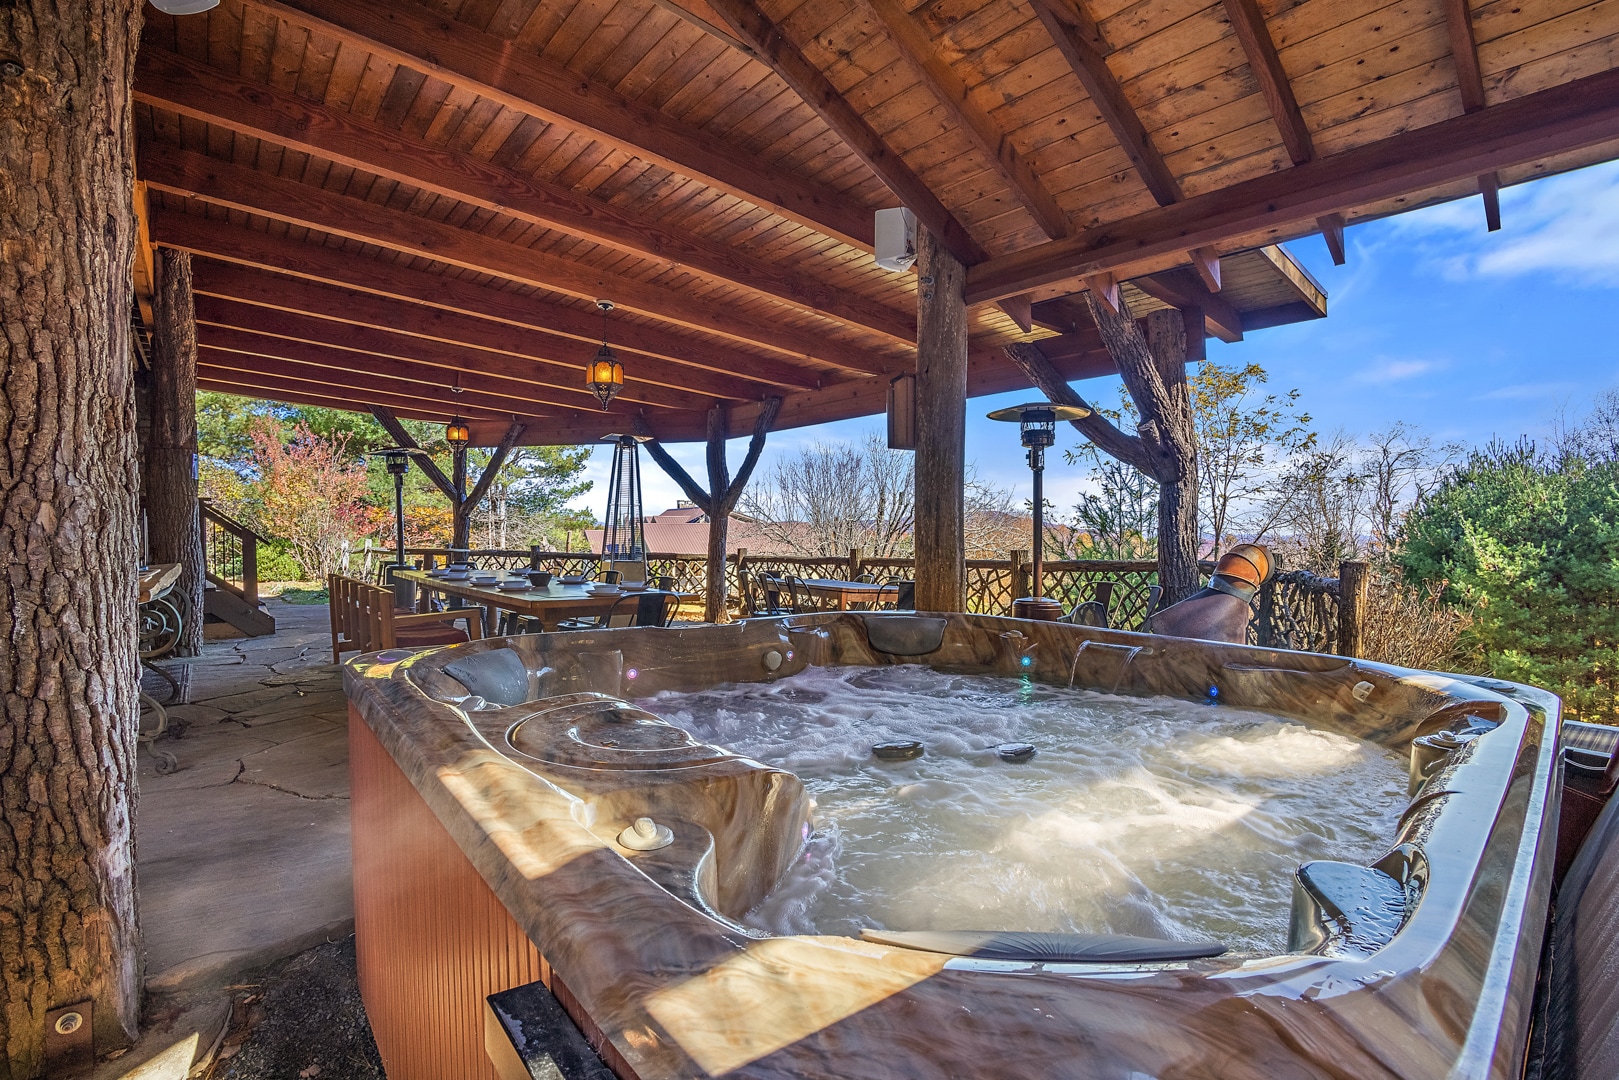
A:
<box><xmin>372</xmin><ymin>446</ymin><xmax>416</xmax><ymax>607</ymax></box>
<box><xmin>599</xmin><ymin>434</ymin><xmax>649</xmax><ymax>563</ymax></box>
<box><xmin>987</xmin><ymin>401</ymin><xmax>1091</xmax><ymax>621</ymax></box>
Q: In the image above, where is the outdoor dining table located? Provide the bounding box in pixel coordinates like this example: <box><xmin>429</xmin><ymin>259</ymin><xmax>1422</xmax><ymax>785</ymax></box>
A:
<box><xmin>795</xmin><ymin>577</ymin><xmax>900</xmax><ymax>611</ymax></box>
<box><xmin>396</xmin><ymin>568</ymin><xmax>692</xmax><ymax>632</ymax></box>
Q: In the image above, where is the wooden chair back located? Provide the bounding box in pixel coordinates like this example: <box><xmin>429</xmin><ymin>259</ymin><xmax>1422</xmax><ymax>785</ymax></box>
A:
<box><xmin>329</xmin><ymin>573</ymin><xmax>481</xmax><ymax>660</ymax></box>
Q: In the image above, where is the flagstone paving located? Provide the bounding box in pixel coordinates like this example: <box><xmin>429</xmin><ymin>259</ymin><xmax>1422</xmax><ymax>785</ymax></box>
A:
<box><xmin>137</xmin><ymin>598</ymin><xmax>354</xmax><ymax>992</ymax></box>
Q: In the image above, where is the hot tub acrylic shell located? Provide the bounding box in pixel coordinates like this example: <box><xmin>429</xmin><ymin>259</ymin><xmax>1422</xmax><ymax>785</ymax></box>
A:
<box><xmin>343</xmin><ymin>613</ymin><xmax>1562</xmax><ymax>1080</ymax></box>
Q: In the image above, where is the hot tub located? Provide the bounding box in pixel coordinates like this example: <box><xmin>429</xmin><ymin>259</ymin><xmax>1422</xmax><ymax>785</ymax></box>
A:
<box><xmin>343</xmin><ymin>612</ymin><xmax>1561</xmax><ymax>1080</ymax></box>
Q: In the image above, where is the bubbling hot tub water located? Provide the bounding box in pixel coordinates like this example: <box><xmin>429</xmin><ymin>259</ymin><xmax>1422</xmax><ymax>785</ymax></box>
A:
<box><xmin>643</xmin><ymin>665</ymin><xmax>1409</xmax><ymax>953</ymax></box>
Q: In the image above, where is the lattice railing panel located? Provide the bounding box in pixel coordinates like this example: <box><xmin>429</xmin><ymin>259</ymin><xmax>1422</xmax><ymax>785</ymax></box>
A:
<box><xmin>1250</xmin><ymin>570</ymin><xmax>1340</xmax><ymax>653</ymax></box>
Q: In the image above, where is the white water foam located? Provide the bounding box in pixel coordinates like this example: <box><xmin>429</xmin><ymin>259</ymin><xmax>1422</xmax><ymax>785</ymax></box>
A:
<box><xmin>642</xmin><ymin>665</ymin><xmax>1409</xmax><ymax>953</ymax></box>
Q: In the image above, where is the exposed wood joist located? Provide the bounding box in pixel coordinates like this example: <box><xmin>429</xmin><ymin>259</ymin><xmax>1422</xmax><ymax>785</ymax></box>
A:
<box><xmin>150</xmin><ymin>211</ymin><xmax>824</xmax><ymax>391</ymax></box>
<box><xmin>190</xmin><ymin>261</ymin><xmax>770</xmax><ymax>403</ymax></box>
<box><xmin>197</xmin><ymin>361</ymin><xmax>517</xmax><ymax>421</ymax></box>
<box><xmin>198</xmin><ymin>379</ymin><xmax>450</xmax><ymax>426</ymax></box>
<box><xmin>704</xmin><ymin>0</ymin><xmax>988</xmax><ymax>265</ymax></box>
<box><xmin>139</xmin><ymin>148</ymin><xmax>908</xmax><ymax>377</ymax></box>
<box><xmin>1189</xmin><ymin>249</ymin><xmax>1221</xmax><ymax>293</ymax></box>
<box><xmin>1442</xmin><ymin>0</ymin><xmax>1502</xmax><ymax>231</ymax></box>
<box><xmin>856</xmin><ymin>0</ymin><xmax>1068</xmax><ymax>240</ymax></box>
<box><xmin>1318</xmin><ymin>213</ymin><xmax>1347</xmax><ymax>266</ymax></box>
<box><xmin>133</xmin><ymin>48</ymin><xmax>914</xmax><ymax>344</ymax></box>
<box><xmin>1218</xmin><ymin>0</ymin><xmax>1353</xmax><ymax>258</ymax></box>
<box><xmin>197</xmin><ymin>336</ymin><xmax>595</xmax><ymax>417</ymax></box>
<box><xmin>241</xmin><ymin>0</ymin><xmax>875</xmax><ymax>249</ymax></box>
<box><xmin>1027</xmin><ymin>0</ymin><xmax>1180</xmax><ymax>207</ymax></box>
<box><xmin>1132</xmin><ymin>271</ymin><xmax>1243</xmax><ymax>343</ymax></box>
<box><xmin>965</xmin><ymin>65</ymin><xmax>1619</xmax><ymax>303</ymax></box>
<box><xmin>998</xmin><ymin>294</ymin><xmax>1034</xmax><ymax>333</ymax></box>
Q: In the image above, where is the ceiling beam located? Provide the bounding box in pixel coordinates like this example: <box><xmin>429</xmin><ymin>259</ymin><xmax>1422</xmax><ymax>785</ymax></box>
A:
<box><xmin>856</xmin><ymin>0</ymin><xmax>1068</xmax><ymax>240</ymax></box>
<box><xmin>197</xmin><ymin>338</ymin><xmax>593</xmax><ymax>418</ymax></box>
<box><xmin>703</xmin><ymin>0</ymin><xmax>988</xmax><ymax>265</ymax></box>
<box><xmin>198</xmin><ymin>360</ymin><xmax>518</xmax><ymax>422</ymax></box>
<box><xmin>134</xmin><ymin>48</ymin><xmax>913</xmax><ymax>345</ymax></box>
<box><xmin>197</xmin><ymin>378</ymin><xmax>456</xmax><ymax>426</ymax></box>
<box><xmin>964</xmin><ymin>64</ymin><xmax>1619</xmax><ymax>303</ymax></box>
<box><xmin>139</xmin><ymin>147</ymin><xmax>907</xmax><ymax>377</ymax></box>
<box><xmin>1221</xmin><ymin>0</ymin><xmax>1311</xmax><ymax>168</ymax></box>
<box><xmin>190</xmin><ymin>260</ymin><xmax>770</xmax><ymax>403</ymax></box>
<box><xmin>1441</xmin><ymin>0</ymin><xmax>1502</xmax><ymax>231</ymax></box>
<box><xmin>194</xmin><ymin>296</ymin><xmax>717</xmax><ymax>413</ymax></box>
<box><xmin>242</xmin><ymin>0</ymin><xmax>874</xmax><ymax>250</ymax></box>
<box><xmin>1027</xmin><ymin>0</ymin><xmax>1180</xmax><ymax>207</ymax></box>
<box><xmin>1131</xmin><ymin>270</ymin><xmax>1243</xmax><ymax>342</ymax></box>
<box><xmin>150</xmin><ymin>210</ymin><xmax>824</xmax><ymax>391</ymax></box>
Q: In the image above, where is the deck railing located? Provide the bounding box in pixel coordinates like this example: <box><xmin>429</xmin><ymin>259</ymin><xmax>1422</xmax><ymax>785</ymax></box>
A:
<box><xmin>395</xmin><ymin>545</ymin><xmax>1362</xmax><ymax>655</ymax></box>
<box><xmin>199</xmin><ymin>499</ymin><xmax>261</xmax><ymax>608</ymax></box>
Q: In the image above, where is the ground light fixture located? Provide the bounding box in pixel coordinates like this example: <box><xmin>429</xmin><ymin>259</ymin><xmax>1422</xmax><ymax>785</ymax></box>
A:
<box><xmin>588</xmin><ymin>299</ymin><xmax>625</xmax><ymax>410</ymax></box>
<box><xmin>986</xmin><ymin>401</ymin><xmax>1092</xmax><ymax>620</ymax></box>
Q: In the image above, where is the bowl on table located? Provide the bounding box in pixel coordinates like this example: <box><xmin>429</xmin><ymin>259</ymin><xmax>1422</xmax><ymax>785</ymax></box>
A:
<box><xmin>587</xmin><ymin>584</ymin><xmax>622</xmax><ymax>597</ymax></box>
<box><xmin>559</xmin><ymin>574</ymin><xmax>589</xmax><ymax>585</ymax></box>
<box><xmin>620</xmin><ymin>580</ymin><xmax>649</xmax><ymax>592</ymax></box>
<box><xmin>526</xmin><ymin>570</ymin><xmax>554</xmax><ymax>588</ymax></box>
<box><xmin>497</xmin><ymin>579</ymin><xmax>530</xmax><ymax>591</ymax></box>
<box><xmin>471</xmin><ymin>574</ymin><xmax>500</xmax><ymax>585</ymax></box>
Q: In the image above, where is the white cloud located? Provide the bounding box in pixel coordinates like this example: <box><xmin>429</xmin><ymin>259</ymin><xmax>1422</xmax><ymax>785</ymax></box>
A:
<box><xmin>1351</xmin><ymin>357</ymin><xmax>1441</xmax><ymax>385</ymax></box>
<box><xmin>1472</xmin><ymin>381</ymin><xmax>1580</xmax><ymax>402</ymax></box>
<box><xmin>1386</xmin><ymin>160</ymin><xmax>1619</xmax><ymax>287</ymax></box>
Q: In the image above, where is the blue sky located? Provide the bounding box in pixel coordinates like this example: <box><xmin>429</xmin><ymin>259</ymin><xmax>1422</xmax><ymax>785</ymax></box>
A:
<box><xmin>576</xmin><ymin>159</ymin><xmax>1619</xmax><ymax>517</ymax></box>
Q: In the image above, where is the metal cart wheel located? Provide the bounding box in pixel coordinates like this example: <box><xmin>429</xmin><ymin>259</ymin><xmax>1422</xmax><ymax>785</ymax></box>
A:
<box><xmin>138</xmin><ymin>596</ymin><xmax>182</xmax><ymax>661</ymax></box>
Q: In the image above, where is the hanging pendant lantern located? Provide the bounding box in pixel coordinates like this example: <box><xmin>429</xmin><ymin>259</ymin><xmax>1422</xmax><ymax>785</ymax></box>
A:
<box><xmin>445</xmin><ymin>415</ymin><xmax>471</xmax><ymax>449</ymax></box>
<box><xmin>588</xmin><ymin>299</ymin><xmax>625</xmax><ymax>411</ymax></box>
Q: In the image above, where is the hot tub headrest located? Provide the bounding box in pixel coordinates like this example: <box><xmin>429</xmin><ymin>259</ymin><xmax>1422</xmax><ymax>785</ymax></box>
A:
<box><xmin>859</xmin><ymin>929</ymin><xmax>1226</xmax><ymax>963</ymax></box>
<box><xmin>444</xmin><ymin>647</ymin><xmax>531</xmax><ymax>707</ymax></box>
<box><xmin>865</xmin><ymin>616</ymin><xmax>949</xmax><ymax>657</ymax></box>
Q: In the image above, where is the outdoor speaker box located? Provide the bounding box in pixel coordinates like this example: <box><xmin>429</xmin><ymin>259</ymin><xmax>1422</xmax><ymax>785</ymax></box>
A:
<box><xmin>874</xmin><ymin>207</ymin><xmax>918</xmax><ymax>272</ymax></box>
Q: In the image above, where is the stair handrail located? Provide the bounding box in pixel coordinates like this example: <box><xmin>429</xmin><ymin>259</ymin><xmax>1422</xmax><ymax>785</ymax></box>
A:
<box><xmin>198</xmin><ymin>498</ymin><xmax>261</xmax><ymax>606</ymax></box>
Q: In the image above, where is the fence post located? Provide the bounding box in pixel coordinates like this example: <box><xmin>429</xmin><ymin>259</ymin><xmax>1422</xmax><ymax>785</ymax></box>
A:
<box><xmin>1338</xmin><ymin>560</ymin><xmax>1369</xmax><ymax>658</ymax></box>
<box><xmin>530</xmin><ymin>544</ymin><xmax>543</xmax><ymax>570</ymax></box>
<box><xmin>241</xmin><ymin>531</ymin><xmax>258</xmax><ymax>605</ymax></box>
<box><xmin>849</xmin><ymin>547</ymin><xmax>862</xmax><ymax>580</ymax></box>
<box><xmin>1010</xmin><ymin>549</ymin><xmax>1029</xmax><ymax>612</ymax></box>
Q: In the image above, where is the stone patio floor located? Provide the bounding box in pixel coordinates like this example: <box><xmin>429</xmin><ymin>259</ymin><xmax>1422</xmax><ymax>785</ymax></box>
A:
<box><xmin>137</xmin><ymin>597</ymin><xmax>353</xmax><ymax>993</ymax></box>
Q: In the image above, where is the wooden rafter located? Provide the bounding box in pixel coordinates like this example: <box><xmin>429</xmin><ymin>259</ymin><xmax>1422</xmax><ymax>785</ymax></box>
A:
<box><xmin>151</xmin><ymin>212</ymin><xmax>825</xmax><ymax>392</ymax></box>
<box><xmin>856</xmin><ymin>0</ymin><xmax>1068</xmax><ymax>240</ymax></box>
<box><xmin>197</xmin><ymin>362</ymin><xmax>516</xmax><ymax>422</ymax></box>
<box><xmin>241</xmin><ymin>0</ymin><xmax>875</xmax><ymax>249</ymax></box>
<box><xmin>965</xmin><ymin>64</ymin><xmax>1619</xmax><ymax>303</ymax></box>
<box><xmin>1027</xmin><ymin>0</ymin><xmax>1181</xmax><ymax>207</ymax></box>
<box><xmin>133</xmin><ymin>48</ymin><xmax>914</xmax><ymax>344</ymax></box>
<box><xmin>1218</xmin><ymin>0</ymin><xmax>1350</xmax><ymax>258</ymax></box>
<box><xmin>1132</xmin><ymin>271</ymin><xmax>1243</xmax><ymax>343</ymax></box>
<box><xmin>139</xmin><ymin>148</ymin><xmax>908</xmax><ymax>377</ymax></box>
<box><xmin>704</xmin><ymin>0</ymin><xmax>989</xmax><ymax>265</ymax></box>
<box><xmin>1442</xmin><ymin>0</ymin><xmax>1502</xmax><ymax>231</ymax></box>
<box><xmin>190</xmin><ymin>262</ymin><xmax>769</xmax><ymax>403</ymax></box>
<box><xmin>198</xmin><ymin>381</ymin><xmax>447</xmax><ymax>426</ymax></box>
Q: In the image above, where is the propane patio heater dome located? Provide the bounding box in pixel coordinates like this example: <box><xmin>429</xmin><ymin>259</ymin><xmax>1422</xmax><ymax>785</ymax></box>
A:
<box><xmin>599</xmin><ymin>434</ymin><xmax>650</xmax><ymax>563</ymax></box>
<box><xmin>987</xmin><ymin>401</ymin><xmax>1092</xmax><ymax>621</ymax></box>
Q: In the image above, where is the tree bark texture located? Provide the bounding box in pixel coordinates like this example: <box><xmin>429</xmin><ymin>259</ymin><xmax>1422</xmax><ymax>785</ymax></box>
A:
<box><xmin>912</xmin><ymin>229</ymin><xmax>967</xmax><ymax>612</ymax></box>
<box><xmin>636</xmin><ymin>399</ymin><xmax>779</xmax><ymax>623</ymax></box>
<box><xmin>0</xmin><ymin>3</ymin><xmax>145</xmax><ymax>1076</ymax></box>
<box><xmin>146</xmin><ymin>248</ymin><xmax>202</xmax><ymax>656</ymax></box>
<box><xmin>1004</xmin><ymin>295</ymin><xmax>1202</xmax><ymax>607</ymax></box>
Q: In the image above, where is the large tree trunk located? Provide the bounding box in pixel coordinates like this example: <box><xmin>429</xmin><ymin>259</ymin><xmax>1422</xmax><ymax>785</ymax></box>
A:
<box><xmin>146</xmin><ymin>248</ymin><xmax>203</xmax><ymax>656</ymax></box>
<box><xmin>912</xmin><ymin>228</ymin><xmax>968</xmax><ymax>612</ymax></box>
<box><xmin>0</xmin><ymin>2</ymin><xmax>145</xmax><ymax>1076</ymax></box>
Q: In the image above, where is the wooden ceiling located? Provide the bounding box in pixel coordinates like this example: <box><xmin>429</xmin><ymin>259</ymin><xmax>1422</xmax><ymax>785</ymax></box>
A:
<box><xmin>133</xmin><ymin>0</ymin><xmax>1619</xmax><ymax>444</ymax></box>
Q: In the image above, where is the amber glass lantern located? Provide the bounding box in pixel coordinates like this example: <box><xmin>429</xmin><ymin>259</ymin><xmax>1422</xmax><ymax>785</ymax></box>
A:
<box><xmin>588</xmin><ymin>299</ymin><xmax>625</xmax><ymax>410</ymax></box>
<box><xmin>444</xmin><ymin>416</ymin><xmax>470</xmax><ymax>449</ymax></box>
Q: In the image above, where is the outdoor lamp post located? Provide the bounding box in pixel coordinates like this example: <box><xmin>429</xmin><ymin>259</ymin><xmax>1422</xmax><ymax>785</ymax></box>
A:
<box><xmin>373</xmin><ymin>446</ymin><xmax>415</xmax><ymax>607</ymax></box>
<box><xmin>987</xmin><ymin>401</ymin><xmax>1092</xmax><ymax>621</ymax></box>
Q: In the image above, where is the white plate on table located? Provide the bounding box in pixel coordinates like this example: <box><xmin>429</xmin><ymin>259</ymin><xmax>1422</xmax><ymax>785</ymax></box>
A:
<box><xmin>588</xmin><ymin>586</ymin><xmax>622</xmax><ymax>597</ymax></box>
<box><xmin>559</xmin><ymin>575</ymin><xmax>588</xmax><ymax>585</ymax></box>
<box><xmin>471</xmin><ymin>576</ymin><xmax>499</xmax><ymax>585</ymax></box>
<box><xmin>497</xmin><ymin>580</ymin><xmax>530</xmax><ymax>591</ymax></box>
<box><xmin>620</xmin><ymin>581</ymin><xmax>648</xmax><ymax>592</ymax></box>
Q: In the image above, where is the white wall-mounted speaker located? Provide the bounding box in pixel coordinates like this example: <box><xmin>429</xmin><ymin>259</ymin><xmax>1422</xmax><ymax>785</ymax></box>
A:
<box><xmin>874</xmin><ymin>207</ymin><xmax>918</xmax><ymax>272</ymax></box>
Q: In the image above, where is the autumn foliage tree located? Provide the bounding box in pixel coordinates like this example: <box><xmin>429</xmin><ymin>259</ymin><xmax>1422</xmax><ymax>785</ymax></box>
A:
<box><xmin>245</xmin><ymin>420</ymin><xmax>377</xmax><ymax>579</ymax></box>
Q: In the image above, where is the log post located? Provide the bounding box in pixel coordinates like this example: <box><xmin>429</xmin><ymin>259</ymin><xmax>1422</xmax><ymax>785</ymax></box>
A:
<box><xmin>913</xmin><ymin>228</ymin><xmax>968</xmax><ymax>612</ymax></box>
<box><xmin>849</xmin><ymin>547</ymin><xmax>863</xmax><ymax>580</ymax></box>
<box><xmin>1338</xmin><ymin>560</ymin><xmax>1370</xmax><ymax>658</ymax></box>
<box><xmin>146</xmin><ymin>248</ymin><xmax>205</xmax><ymax>655</ymax></box>
<box><xmin>1010</xmin><ymin>549</ymin><xmax>1030</xmax><ymax>613</ymax></box>
<box><xmin>0</xmin><ymin>3</ymin><xmax>145</xmax><ymax>1074</ymax></box>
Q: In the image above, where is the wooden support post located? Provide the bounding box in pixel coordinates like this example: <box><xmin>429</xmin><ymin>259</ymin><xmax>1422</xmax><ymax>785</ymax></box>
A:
<box><xmin>1010</xmin><ymin>549</ymin><xmax>1030</xmax><ymax>613</ymax></box>
<box><xmin>849</xmin><ymin>547</ymin><xmax>863</xmax><ymax>580</ymax></box>
<box><xmin>1338</xmin><ymin>560</ymin><xmax>1370</xmax><ymax>658</ymax></box>
<box><xmin>0</xmin><ymin>3</ymin><xmax>144</xmax><ymax>1073</ymax></box>
<box><xmin>913</xmin><ymin>228</ymin><xmax>968</xmax><ymax>612</ymax></box>
<box><xmin>147</xmin><ymin>248</ymin><xmax>205</xmax><ymax>655</ymax></box>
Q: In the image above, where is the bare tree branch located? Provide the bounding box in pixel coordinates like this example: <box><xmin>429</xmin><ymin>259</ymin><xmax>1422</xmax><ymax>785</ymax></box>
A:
<box><xmin>370</xmin><ymin>407</ymin><xmax>458</xmax><ymax>501</ymax></box>
<box><xmin>1002</xmin><ymin>341</ymin><xmax>1153</xmax><ymax>474</ymax></box>
<box><xmin>463</xmin><ymin>420</ymin><xmax>525</xmax><ymax>511</ymax></box>
<box><xmin>634</xmin><ymin>412</ymin><xmax>713</xmax><ymax>514</ymax></box>
<box><xmin>718</xmin><ymin>396</ymin><xmax>783</xmax><ymax>512</ymax></box>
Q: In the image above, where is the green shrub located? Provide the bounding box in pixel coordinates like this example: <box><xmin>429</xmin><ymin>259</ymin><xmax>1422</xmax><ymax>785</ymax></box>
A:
<box><xmin>254</xmin><ymin>541</ymin><xmax>307</xmax><ymax>583</ymax></box>
<box><xmin>1400</xmin><ymin>442</ymin><xmax>1619</xmax><ymax>723</ymax></box>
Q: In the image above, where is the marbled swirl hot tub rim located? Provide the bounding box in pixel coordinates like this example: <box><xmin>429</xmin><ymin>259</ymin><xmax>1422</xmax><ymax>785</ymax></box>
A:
<box><xmin>343</xmin><ymin>612</ymin><xmax>1562</xmax><ymax>1080</ymax></box>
